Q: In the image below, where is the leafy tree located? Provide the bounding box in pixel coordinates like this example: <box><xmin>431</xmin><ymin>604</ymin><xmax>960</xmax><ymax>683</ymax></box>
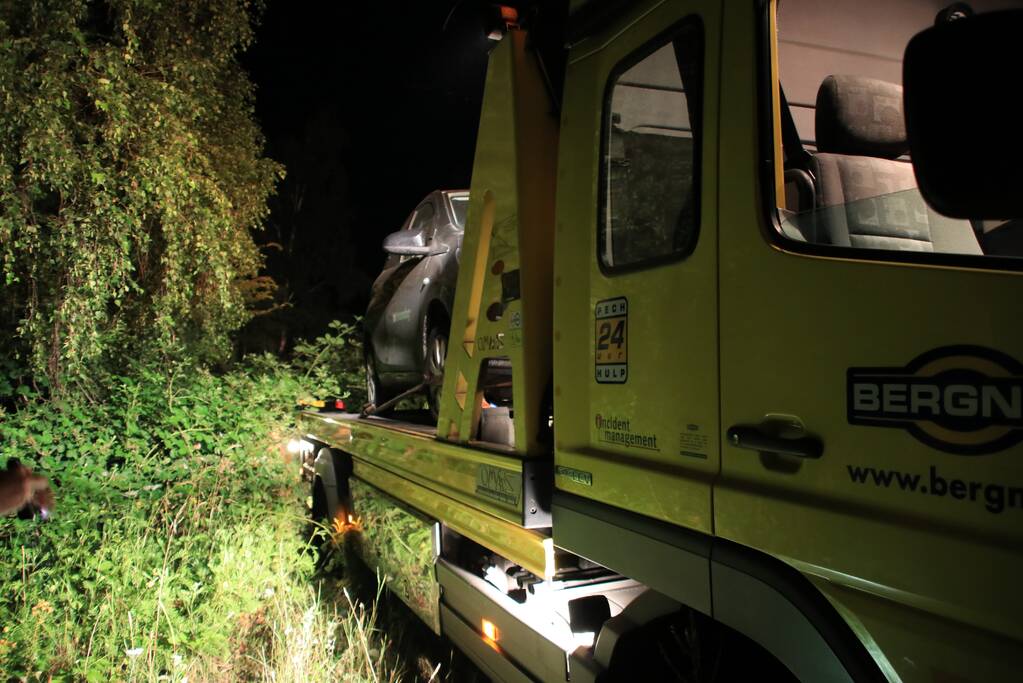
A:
<box><xmin>0</xmin><ymin>0</ymin><xmax>282</xmax><ymax>396</ymax></box>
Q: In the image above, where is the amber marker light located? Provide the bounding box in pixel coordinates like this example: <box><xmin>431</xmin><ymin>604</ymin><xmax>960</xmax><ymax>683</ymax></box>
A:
<box><xmin>481</xmin><ymin>618</ymin><xmax>500</xmax><ymax>643</ymax></box>
<box><xmin>331</xmin><ymin>513</ymin><xmax>362</xmax><ymax>538</ymax></box>
<box><xmin>498</xmin><ymin>6</ymin><xmax>518</xmax><ymax>24</ymax></box>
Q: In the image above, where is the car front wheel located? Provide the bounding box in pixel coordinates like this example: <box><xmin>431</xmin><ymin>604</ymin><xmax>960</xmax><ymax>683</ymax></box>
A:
<box><xmin>425</xmin><ymin>324</ymin><xmax>448</xmax><ymax>420</ymax></box>
<box><xmin>365</xmin><ymin>348</ymin><xmax>386</xmax><ymax>413</ymax></box>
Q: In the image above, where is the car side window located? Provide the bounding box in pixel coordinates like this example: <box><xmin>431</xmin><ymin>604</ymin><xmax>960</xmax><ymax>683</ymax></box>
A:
<box><xmin>600</xmin><ymin>18</ymin><xmax>704</xmax><ymax>272</ymax></box>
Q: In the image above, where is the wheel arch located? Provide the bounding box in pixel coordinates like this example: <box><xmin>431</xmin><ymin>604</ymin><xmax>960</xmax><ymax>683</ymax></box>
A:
<box><xmin>554</xmin><ymin>491</ymin><xmax>892</xmax><ymax>683</ymax></box>
<box><xmin>425</xmin><ymin>298</ymin><xmax>452</xmax><ymax>338</ymax></box>
<box><xmin>710</xmin><ymin>538</ymin><xmax>893</xmax><ymax>683</ymax></box>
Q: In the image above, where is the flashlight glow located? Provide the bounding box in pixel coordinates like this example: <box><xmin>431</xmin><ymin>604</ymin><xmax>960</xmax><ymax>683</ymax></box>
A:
<box><xmin>286</xmin><ymin>438</ymin><xmax>315</xmax><ymax>455</ymax></box>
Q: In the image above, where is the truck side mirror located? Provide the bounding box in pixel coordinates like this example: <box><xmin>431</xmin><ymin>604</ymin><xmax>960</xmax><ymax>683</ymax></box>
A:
<box><xmin>382</xmin><ymin>229</ymin><xmax>449</xmax><ymax>256</ymax></box>
<box><xmin>903</xmin><ymin>10</ymin><xmax>1023</xmax><ymax>219</ymax></box>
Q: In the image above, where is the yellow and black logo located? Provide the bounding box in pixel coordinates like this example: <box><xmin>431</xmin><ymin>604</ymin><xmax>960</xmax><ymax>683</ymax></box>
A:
<box><xmin>848</xmin><ymin>346</ymin><xmax>1023</xmax><ymax>455</ymax></box>
<box><xmin>595</xmin><ymin>297</ymin><xmax>628</xmax><ymax>384</ymax></box>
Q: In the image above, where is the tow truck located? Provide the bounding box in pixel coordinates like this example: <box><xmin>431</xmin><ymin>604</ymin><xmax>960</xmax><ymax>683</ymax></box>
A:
<box><xmin>295</xmin><ymin>2</ymin><xmax>1023</xmax><ymax>681</ymax></box>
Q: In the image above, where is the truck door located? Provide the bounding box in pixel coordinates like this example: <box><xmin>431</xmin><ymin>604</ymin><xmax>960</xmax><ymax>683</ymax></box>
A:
<box><xmin>715</xmin><ymin>2</ymin><xmax>1023</xmax><ymax>678</ymax></box>
<box><xmin>554</xmin><ymin>0</ymin><xmax>721</xmax><ymax>534</ymax></box>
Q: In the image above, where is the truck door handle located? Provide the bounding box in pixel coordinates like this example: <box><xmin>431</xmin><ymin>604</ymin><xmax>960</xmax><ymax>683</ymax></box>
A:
<box><xmin>726</xmin><ymin>425</ymin><xmax>823</xmax><ymax>459</ymax></box>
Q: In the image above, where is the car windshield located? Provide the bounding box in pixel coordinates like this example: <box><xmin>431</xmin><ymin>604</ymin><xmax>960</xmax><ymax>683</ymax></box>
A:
<box><xmin>449</xmin><ymin>195</ymin><xmax>469</xmax><ymax>229</ymax></box>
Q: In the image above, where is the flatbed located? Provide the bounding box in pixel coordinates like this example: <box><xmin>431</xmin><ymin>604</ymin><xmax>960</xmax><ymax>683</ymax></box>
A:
<box><xmin>298</xmin><ymin>410</ymin><xmax>556</xmax><ymax>579</ymax></box>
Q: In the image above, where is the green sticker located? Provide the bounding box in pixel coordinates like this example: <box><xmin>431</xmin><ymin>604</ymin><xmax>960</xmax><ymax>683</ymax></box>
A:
<box><xmin>556</xmin><ymin>465</ymin><xmax>593</xmax><ymax>487</ymax></box>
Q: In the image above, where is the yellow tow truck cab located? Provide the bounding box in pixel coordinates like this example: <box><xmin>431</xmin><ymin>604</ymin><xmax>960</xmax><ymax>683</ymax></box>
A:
<box><xmin>298</xmin><ymin>1</ymin><xmax>1023</xmax><ymax>681</ymax></box>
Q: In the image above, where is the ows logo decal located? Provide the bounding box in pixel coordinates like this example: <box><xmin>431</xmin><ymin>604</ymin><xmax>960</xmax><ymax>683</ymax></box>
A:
<box><xmin>847</xmin><ymin>346</ymin><xmax>1023</xmax><ymax>455</ymax></box>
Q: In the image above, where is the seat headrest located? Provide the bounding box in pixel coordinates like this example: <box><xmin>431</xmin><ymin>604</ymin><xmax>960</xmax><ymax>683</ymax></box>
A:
<box><xmin>815</xmin><ymin>75</ymin><xmax>907</xmax><ymax>159</ymax></box>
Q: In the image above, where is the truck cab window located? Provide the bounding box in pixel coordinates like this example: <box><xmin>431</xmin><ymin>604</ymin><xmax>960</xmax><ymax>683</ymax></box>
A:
<box><xmin>772</xmin><ymin>0</ymin><xmax>1023</xmax><ymax>263</ymax></box>
<box><xmin>600</xmin><ymin>18</ymin><xmax>703</xmax><ymax>271</ymax></box>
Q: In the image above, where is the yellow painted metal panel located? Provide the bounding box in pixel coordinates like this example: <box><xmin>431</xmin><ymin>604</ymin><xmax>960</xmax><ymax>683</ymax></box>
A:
<box><xmin>354</xmin><ymin>459</ymin><xmax>554</xmax><ymax>580</ymax></box>
<box><xmin>553</xmin><ymin>0</ymin><xmax>722</xmax><ymax>534</ymax></box>
<box><xmin>437</xmin><ymin>28</ymin><xmax>558</xmax><ymax>456</ymax></box>
<box><xmin>297</xmin><ymin>411</ymin><xmax>554</xmax><ymax>578</ymax></box>
<box><xmin>347</xmin><ymin>478</ymin><xmax>440</xmax><ymax>634</ymax></box>
<box><xmin>812</xmin><ymin>574</ymin><xmax>1023</xmax><ymax>683</ymax></box>
<box><xmin>768</xmin><ymin>0</ymin><xmax>784</xmax><ymax>209</ymax></box>
<box><xmin>716</xmin><ymin>1</ymin><xmax>1023</xmax><ymax>680</ymax></box>
<box><xmin>298</xmin><ymin>411</ymin><xmax>525</xmax><ymax>526</ymax></box>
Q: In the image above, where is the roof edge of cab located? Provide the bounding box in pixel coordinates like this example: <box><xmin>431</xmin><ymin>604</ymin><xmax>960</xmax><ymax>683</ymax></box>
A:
<box><xmin>567</xmin><ymin>0</ymin><xmax>640</xmax><ymax>46</ymax></box>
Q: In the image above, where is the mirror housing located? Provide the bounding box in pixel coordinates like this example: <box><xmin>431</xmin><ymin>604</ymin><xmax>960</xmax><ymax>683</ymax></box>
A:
<box><xmin>382</xmin><ymin>230</ymin><xmax>449</xmax><ymax>256</ymax></box>
<box><xmin>904</xmin><ymin>10</ymin><xmax>1023</xmax><ymax>219</ymax></box>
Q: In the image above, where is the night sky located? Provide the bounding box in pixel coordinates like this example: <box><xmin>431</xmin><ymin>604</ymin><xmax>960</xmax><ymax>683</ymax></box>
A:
<box><xmin>241</xmin><ymin>1</ymin><xmax>497</xmax><ymax>350</ymax></box>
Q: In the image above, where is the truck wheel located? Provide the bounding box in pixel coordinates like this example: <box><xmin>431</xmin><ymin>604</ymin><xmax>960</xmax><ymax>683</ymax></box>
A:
<box><xmin>603</xmin><ymin>609</ymin><xmax>796</xmax><ymax>682</ymax></box>
<box><xmin>311</xmin><ymin>477</ymin><xmax>328</xmax><ymax>523</ymax></box>
<box><xmin>426</xmin><ymin>324</ymin><xmax>447</xmax><ymax>420</ymax></box>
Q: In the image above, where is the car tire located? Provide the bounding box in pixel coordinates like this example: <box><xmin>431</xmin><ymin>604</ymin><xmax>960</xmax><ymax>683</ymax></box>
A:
<box><xmin>425</xmin><ymin>323</ymin><xmax>448</xmax><ymax>421</ymax></box>
<box><xmin>365</xmin><ymin>347</ymin><xmax>389</xmax><ymax>414</ymax></box>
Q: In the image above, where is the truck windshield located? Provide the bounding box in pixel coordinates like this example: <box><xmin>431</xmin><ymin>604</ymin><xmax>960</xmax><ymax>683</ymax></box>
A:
<box><xmin>450</xmin><ymin>195</ymin><xmax>469</xmax><ymax>229</ymax></box>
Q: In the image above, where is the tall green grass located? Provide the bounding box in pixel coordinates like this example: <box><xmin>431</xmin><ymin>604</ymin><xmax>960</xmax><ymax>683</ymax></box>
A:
<box><xmin>0</xmin><ymin>324</ymin><xmax>412</xmax><ymax>682</ymax></box>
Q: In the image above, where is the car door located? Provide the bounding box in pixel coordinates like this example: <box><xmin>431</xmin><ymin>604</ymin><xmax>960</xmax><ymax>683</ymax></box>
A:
<box><xmin>374</xmin><ymin>200</ymin><xmax>436</xmax><ymax>375</ymax></box>
<box><xmin>554</xmin><ymin>0</ymin><xmax>721</xmax><ymax>534</ymax></box>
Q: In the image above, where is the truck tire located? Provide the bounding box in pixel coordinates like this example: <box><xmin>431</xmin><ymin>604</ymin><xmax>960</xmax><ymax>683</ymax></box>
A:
<box><xmin>601</xmin><ymin>609</ymin><xmax>796</xmax><ymax>683</ymax></box>
<box><xmin>311</xmin><ymin>477</ymin><xmax>328</xmax><ymax>524</ymax></box>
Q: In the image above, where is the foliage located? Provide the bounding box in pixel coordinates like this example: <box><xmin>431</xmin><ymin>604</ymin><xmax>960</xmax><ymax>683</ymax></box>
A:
<box><xmin>0</xmin><ymin>0</ymin><xmax>283</xmax><ymax>394</ymax></box>
<box><xmin>0</xmin><ymin>326</ymin><xmax>403</xmax><ymax>681</ymax></box>
<box><xmin>290</xmin><ymin>319</ymin><xmax>365</xmax><ymax>409</ymax></box>
<box><xmin>254</xmin><ymin>582</ymin><xmax>401</xmax><ymax>683</ymax></box>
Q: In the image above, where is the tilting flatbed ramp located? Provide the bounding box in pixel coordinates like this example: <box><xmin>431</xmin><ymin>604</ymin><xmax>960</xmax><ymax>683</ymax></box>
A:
<box><xmin>297</xmin><ymin>410</ymin><xmax>554</xmax><ymax>579</ymax></box>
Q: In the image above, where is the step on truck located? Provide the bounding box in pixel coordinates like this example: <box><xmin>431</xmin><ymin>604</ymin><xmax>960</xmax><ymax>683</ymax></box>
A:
<box><xmin>295</xmin><ymin>1</ymin><xmax>1023</xmax><ymax>681</ymax></box>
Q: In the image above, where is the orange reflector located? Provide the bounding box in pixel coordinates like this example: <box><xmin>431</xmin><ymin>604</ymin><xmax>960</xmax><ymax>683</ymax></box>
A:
<box><xmin>499</xmin><ymin>6</ymin><xmax>518</xmax><ymax>24</ymax></box>
<box><xmin>482</xmin><ymin>619</ymin><xmax>499</xmax><ymax>642</ymax></box>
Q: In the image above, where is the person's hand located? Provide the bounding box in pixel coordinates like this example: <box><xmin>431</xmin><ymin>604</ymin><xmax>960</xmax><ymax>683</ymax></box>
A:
<box><xmin>0</xmin><ymin>459</ymin><xmax>55</xmax><ymax>517</ymax></box>
<box><xmin>30</xmin><ymin>478</ymin><xmax>55</xmax><ymax>516</ymax></box>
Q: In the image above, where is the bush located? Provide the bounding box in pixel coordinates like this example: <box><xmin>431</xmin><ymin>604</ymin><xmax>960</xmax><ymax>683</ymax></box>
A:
<box><xmin>0</xmin><ymin>0</ymin><xmax>283</xmax><ymax>394</ymax></box>
<box><xmin>0</xmin><ymin>324</ymin><xmax>398</xmax><ymax>681</ymax></box>
<box><xmin>290</xmin><ymin>320</ymin><xmax>366</xmax><ymax>409</ymax></box>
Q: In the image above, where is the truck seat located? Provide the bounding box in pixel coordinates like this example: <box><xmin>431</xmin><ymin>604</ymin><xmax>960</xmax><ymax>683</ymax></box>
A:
<box><xmin>804</xmin><ymin>75</ymin><xmax>981</xmax><ymax>255</ymax></box>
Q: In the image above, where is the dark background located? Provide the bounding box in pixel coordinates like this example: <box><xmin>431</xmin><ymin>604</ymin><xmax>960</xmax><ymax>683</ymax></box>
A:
<box><xmin>241</xmin><ymin>1</ymin><xmax>496</xmax><ymax>353</ymax></box>
<box><xmin>241</xmin><ymin>1</ymin><xmax>568</xmax><ymax>354</ymax></box>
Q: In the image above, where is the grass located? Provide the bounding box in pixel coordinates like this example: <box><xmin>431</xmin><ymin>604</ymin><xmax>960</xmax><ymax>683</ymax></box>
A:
<box><xmin>0</xmin><ymin>325</ymin><xmax>461</xmax><ymax>682</ymax></box>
